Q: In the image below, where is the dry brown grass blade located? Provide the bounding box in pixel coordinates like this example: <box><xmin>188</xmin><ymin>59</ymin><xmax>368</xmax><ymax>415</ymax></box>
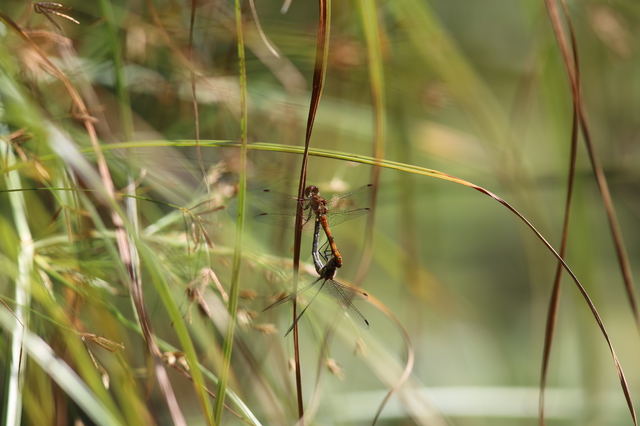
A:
<box><xmin>539</xmin><ymin>1</ymin><xmax>580</xmax><ymax>424</ymax></box>
<box><xmin>539</xmin><ymin>106</ymin><xmax>579</xmax><ymax>426</ymax></box>
<box><xmin>471</xmin><ymin>182</ymin><xmax>638</xmax><ymax>425</ymax></box>
<box><xmin>81</xmin><ymin>333</ymin><xmax>125</xmax><ymax>353</ymax></box>
<box><xmin>544</xmin><ymin>0</ymin><xmax>639</xmax><ymax>323</ymax></box>
<box><xmin>183</xmin><ymin>202</ymin><xmax>224</xmax><ymax>251</ymax></box>
<box><xmin>189</xmin><ymin>199</ymin><xmax>226</xmax><ymax>215</ymax></box>
<box><xmin>80</xmin><ymin>333</ymin><xmax>125</xmax><ymax>390</ymax></box>
<box><xmin>540</xmin><ymin>1</ymin><xmax>638</xmax><ymax>424</ymax></box>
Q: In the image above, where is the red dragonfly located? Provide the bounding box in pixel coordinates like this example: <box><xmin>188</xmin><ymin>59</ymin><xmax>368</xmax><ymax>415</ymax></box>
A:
<box><xmin>263</xmin><ymin>218</ymin><xmax>370</xmax><ymax>336</ymax></box>
<box><xmin>254</xmin><ymin>184</ymin><xmax>372</xmax><ymax>268</ymax></box>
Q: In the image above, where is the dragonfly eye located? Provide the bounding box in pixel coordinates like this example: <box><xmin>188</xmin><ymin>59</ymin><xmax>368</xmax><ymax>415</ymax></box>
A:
<box><xmin>305</xmin><ymin>186</ymin><xmax>319</xmax><ymax>197</ymax></box>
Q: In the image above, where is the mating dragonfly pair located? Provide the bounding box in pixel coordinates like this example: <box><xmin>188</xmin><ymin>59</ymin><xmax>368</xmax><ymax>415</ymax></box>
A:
<box><xmin>255</xmin><ymin>184</ymin><xmax>373</xmax><ymax>335</ymax></box>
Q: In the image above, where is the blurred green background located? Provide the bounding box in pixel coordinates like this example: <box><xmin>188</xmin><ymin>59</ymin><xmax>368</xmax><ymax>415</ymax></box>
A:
<box><xmin>1</xmin><ymin>0</ymin><xmax>640</xmax><ymax>425</ymax></box>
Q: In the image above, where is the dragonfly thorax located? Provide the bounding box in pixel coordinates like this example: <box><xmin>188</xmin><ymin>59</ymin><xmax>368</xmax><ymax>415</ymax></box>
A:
<box><xmin>304</xmin><ymin>185</ymin><xmax>329</xmax><ymax>216</ymax></box>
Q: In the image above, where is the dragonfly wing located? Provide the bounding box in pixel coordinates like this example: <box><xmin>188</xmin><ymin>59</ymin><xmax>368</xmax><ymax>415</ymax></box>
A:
<box><xmin>324</xmin><ymin>280</ymin><xmax>368</xmax><ymax>300</ymax></box>
<box><xmin>254</xmin><ymin>213</ymin><xmax>297</xmax><ymax>228</ymax></box>
<box><xmin>262</xmin><ymin>279</ymin><xmax>321</xmax><ymax>312</ymax></box>
<box><xmin>321</xmin><ymin>280</ymin><xmax>370</xmax><ymax>329</ymax></box>
<box><xmin>262</xmin><ymin>292</ymin><xmax>296</xmax><ymax>311</ymax></box>
<box><xmin>324</xmin><ymin>184</ymin><xmax>373</xmax><ymax>227</ymax></box>
<box><xmin>284</xmin><ymin>280</ymin><xmax>326</xmax><ymax>336</ymax></box>
<box><xmin>254</xmin><ymin>188</ymin><xmax>314</xmax><ymax>229</ymax></box>
<box><xmin>326</xmin><ymin>184</ymin><xmax>373</xmax><ymax>211</ymax></box>
<box><xmin>254</xmin><ymin>213</ymin><xmax>317</xmax><ymax>230</ymax></box>
<box><xmin>324</xmin><ymin>208</ymin><xmax>371</xmax><ymax>227</ymax></box>
<box><xmin>254</xmin><ymin>189</ymin><xmax>302</xmax><ymax>212</ymax></box>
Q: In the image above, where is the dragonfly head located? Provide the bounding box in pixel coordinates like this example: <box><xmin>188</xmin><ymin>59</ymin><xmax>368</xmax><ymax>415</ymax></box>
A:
<box><xmin>304</xmin><ymin>185</ymin><xmax>320</xmax><ymax>198</ymax></box>
<box><xmin>319</xmin><ymin>257</ymin><xmax>340</xmax><ymax>280</ymax></box>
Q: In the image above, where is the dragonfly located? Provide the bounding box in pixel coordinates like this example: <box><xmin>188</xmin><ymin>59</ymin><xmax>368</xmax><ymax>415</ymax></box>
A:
<box><xmin>263</xmin><ymin>218</ymin><xmax>370</xmax><ymax>336</ymax></box>
<box><xmin>254</xmin><ymin>184</ymin><xmax>373</xmax><ymax>268</ymax></box>
<box><xmin>311</xmin><ymin>217</ymin><xmax>340</xmax><ymax>278</ymax></box>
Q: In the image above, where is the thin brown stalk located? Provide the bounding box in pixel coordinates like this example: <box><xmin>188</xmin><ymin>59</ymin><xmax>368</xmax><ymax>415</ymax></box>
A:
<box><xmin>539</xmin><ymin>2</ymin><xmax>580</xmax><ymax>424</ymax></box>
<box><xmin>473</xmin><ymin>184</ymin><xmax>638</xmax><ymax>425</ymax></box>
<box><xmin>541</xmin><ymin>1</ymin><xmax>638</xmax><ymax>424</ymax></box>
<box><xmin>539</xmin><ymin>102</ymin><xmax>578</xmax><ymax>426</ymax></box>
<box><xmin>189</xmin><ymin>0</ymin><xmax>207</xmax><ymax>191</ymax></box>
<box><xmin>354</xmin><ymin>0</ymin><xmax>385</xmax><ymax>288</ymax></box>
<box><xmin>544</xmin><ymin>0</ymin><xmax>638</xmax><ymax>325</ymax></box>
<box><xmin>291</xmin><ymin>0</ymin><xmax>331</xmax><ymax>422</ymax></box>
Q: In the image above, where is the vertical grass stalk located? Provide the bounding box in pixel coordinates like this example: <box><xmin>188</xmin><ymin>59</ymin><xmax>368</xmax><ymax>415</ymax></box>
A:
<box><xmin>290</xmin><ymin>0</ymin><xmax>332</xmax><ymax>421</ymax></box>
<box><xmin>355</xmin><ymin>0</ymin><xmax>386</xmax><ymax>283</ymax></box>
<box><xmin>213</xmin><ymin>0</ymin><xmax>248</xmax><ymax>422</ymax></box>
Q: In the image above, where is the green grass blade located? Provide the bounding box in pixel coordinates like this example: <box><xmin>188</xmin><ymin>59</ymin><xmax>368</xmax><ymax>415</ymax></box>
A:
<box><xmin>0</xmin><ymin>309</ymin><xmax>124</xmax><ymax>426</ymax></box>
<box><xmin>0</xmin><ymin>142</ymin><xmax>32</xmax><ymax>426</ymax></box>
<box><xmin>213</xmin><ymin>0</ymin><xmax>249</xmax><ymax>421</ymax></box>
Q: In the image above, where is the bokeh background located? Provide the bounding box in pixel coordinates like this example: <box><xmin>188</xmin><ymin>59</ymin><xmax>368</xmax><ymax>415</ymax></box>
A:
<box><xmin>1</xmin><ymin>0</ymin><xmax>640</xmax><ymax>425</ymax></box>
